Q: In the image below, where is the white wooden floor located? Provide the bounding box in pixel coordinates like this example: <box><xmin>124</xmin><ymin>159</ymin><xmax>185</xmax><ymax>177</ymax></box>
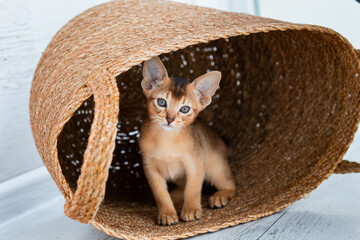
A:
<box><xmin>1</xmin><ymin>159</ymin><xmax>359</xmax><ymax>240</ymax></box>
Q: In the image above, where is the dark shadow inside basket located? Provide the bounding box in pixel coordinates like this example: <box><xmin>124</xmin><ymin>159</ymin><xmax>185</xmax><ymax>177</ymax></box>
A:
<box><xmin>58</xmin><ymin>30</ymin><xmax>351</xmax><ymax>210</ymax></box>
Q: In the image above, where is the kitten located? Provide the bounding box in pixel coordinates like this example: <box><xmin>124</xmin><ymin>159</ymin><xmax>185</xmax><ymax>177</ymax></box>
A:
<box><xmin>139</xmin><ymin>57</ymin><xmax>235</xmax><ymax>226</ymax></box>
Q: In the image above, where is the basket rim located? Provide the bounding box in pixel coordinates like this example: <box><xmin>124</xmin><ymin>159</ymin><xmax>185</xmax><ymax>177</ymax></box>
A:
<box><xmin>86</xmin><ymin>27</ymin><xmax>359</xmax><ymax>239</ymax></box>
<box><xmin>29</xmin><ymin>0</ymin><xmax>360</xmax><ymax>238</ymax></box>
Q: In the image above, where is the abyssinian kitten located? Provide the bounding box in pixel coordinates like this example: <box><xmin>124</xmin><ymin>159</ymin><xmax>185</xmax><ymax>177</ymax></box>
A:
<box><xmin>139</xmin><ymin>57</ymin><xmax>235</xmax><ymax>226</ymax></box>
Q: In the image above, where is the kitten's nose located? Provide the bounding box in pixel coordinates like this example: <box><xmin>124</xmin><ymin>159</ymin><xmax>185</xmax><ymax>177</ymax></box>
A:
<box><xmin>166</xmin><ymin>116</ymin><xmax>174</xmax><ymax>124</ymax></box>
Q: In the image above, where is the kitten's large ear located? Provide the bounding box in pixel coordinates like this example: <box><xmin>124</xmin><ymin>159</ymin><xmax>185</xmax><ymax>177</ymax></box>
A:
<box><xmin>192</xmin><ymin>71</ymin><xmax>221</xmax><ymax>107</ymax></box>
<box><xmin>141</xmin><ymin>56</ymin><xmax>168</xmax><ymax>92</ymax></box>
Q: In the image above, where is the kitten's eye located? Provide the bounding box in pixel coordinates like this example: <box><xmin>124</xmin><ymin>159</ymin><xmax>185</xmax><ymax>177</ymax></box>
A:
<box><xmin>180</xmin><ymin>106</ymin><xmax>190</xmax><ymax>113</ymax></box>
<box><xmin>157</xmin><ymin>98</ymin><xmax>167</xmax><ymax>107</ymax></box>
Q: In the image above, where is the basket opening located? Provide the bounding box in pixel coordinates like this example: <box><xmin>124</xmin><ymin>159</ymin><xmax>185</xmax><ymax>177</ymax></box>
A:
<box><xmin>57</xmin><ymin>29</ymin><xmax>353</xmax><ymax>210</ymax></box>
<box><xmin>58</xmin><ymin>96</ymin><xmax>94</xmax><ymax>192</ymax></box>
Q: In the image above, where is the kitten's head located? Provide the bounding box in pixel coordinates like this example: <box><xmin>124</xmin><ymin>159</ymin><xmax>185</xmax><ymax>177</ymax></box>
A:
<box><xmin>141</xmin><ymin>56</ymin><xmax>221</xmax><ymax>131</ymax></box>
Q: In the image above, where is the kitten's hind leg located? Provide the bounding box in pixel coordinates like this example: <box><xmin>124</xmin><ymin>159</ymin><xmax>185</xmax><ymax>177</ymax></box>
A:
<box><xmin>209</xmin><ymin>188</ymin><xmax>235</xmax><ymax>208</ymax></box>
<box><xmin>206</xmin><ymin>155</ymin><xmax>236</xmax><ymax>209</ymax></box>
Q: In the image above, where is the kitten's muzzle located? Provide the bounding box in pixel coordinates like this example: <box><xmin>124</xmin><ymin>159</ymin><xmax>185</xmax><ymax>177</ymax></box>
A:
<box><xmin>166</xmin><ymin>116</ymin><xmax>174</xmax><ymax>124</ymax></box>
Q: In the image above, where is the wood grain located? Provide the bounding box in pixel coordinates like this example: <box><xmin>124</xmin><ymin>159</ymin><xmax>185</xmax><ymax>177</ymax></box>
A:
<box><xmin>259</xmin><ymin>174</ymin><xmax>360</xmax><ymax>240</ymax></box>
<box><xmin>0</xmin><ymin>0</ymin><xmax>41</xmax><ymax>182</ymax></box>
<box><xmin>0</xmin><ymin>0</ymin><xmax>109</xmax><ymax>182</ymax></box>
<box><xmin>1</xmin><ymin>166</ymin><xmax>359</xmax><ymax>240</ymax></box>
<box><xmin>258</xmin><ymin>0</ymin><xmax>360</xmax><ymax>49</ymax></box>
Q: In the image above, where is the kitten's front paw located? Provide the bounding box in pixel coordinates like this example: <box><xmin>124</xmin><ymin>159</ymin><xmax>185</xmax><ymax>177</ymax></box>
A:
<box><xmin>157</xmin><ymin>211</ymin><xmax>179</xmax><ymax>226</ymax></box>
<box><xmin>180</xmin><ymin>207</ymin><xmax>202</xmax><ymax>221</ymax></box>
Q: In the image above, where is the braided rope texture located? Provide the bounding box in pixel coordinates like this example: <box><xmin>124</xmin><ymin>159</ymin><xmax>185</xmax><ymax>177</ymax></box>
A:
<box><xmin>29</xmin><ymin>0</ymin><xmax>360</xmax><ymax>239</ymax></box>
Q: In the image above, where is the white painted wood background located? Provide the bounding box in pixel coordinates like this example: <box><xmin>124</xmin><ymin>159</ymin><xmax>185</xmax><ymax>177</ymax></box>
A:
<box><xmin>0</xmin><ymin>0</ymin><xmax>110</xmax><ymax>182</ymax></box>
<box><xmin>0</xmin><ymin>0</ymin><xmax>360</xmax><ymax>239</ymax></box>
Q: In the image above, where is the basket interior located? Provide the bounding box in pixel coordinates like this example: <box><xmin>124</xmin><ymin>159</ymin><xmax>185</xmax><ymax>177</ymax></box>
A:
<box><xmin>57</xmin><ymin>29</ymin><xmax>357</xmax><ymax>236</ymax></box>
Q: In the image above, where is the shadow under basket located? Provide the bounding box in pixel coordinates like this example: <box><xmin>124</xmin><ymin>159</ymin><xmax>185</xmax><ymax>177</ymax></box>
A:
<box><xmin>29</xmin><ymin>0</ymin><xmax>360</xmax><ymax>239</ymax></box>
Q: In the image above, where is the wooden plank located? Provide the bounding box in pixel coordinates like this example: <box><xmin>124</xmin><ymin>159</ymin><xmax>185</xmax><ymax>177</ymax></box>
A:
<box><xmin>0</xmin><ymin>167</ymin><xmax>57</xmax><ymax>227</ymax></box>
<box><xmin>258</xmin><ymin>0</ymin><xmax>360</xmax><ymax>48</ymax></box>
<box><xmin>0</xmin><ymin>0</ymin><xmax>109</xmax><ymax>182</ymax></box>
<box><xmin>0</xmin><ymin>167</ymin><xmax>278</xmax><ymax>240</ymax></box>
<box><xmin>256</xmin><ymin>132</ymin><xmax>360</xmax><ymax>240</ymax></box>
<box><xmin>189</xmin><ymin>212</ymin><xmax>284</xmax><ymax>240</ymax></box>
<box><xmin>0</xmin><ymin>197</ymin><xmax>280</xmax><ymax>240</ymax></box>
<box><xmin>0</xmin><ymin>167</ymin><xmax>108</xmax><ymax>239</ymax></box>
<box><xmin>0</xmin><ymin>0</ymin><xmax>42</xmax><ymax>182</ymax></box>
<box><xmin>0</xmin><ymin>196</ymin><xmax>111</xmax><ymax>240</ymax></box>
<box><xmin>1</xmin><ymin>165</ymin><xmax>359</xmax><ymax>240</ymax></box>
<box><xmin>172</xmin><ymin>0</ymin><xmax>252</xmax><ymax>13</ymax></box>
<box><xmin>258</xmin><ymin>174</ymin><xmax>360</xmax><ymax>240</ymax></box>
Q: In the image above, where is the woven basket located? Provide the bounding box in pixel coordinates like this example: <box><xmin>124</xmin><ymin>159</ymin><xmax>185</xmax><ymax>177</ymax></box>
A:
<box><xmin>30</xmin><ymin>0</ymin><xmax>360</xmax><ymax>239</ymax></box>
